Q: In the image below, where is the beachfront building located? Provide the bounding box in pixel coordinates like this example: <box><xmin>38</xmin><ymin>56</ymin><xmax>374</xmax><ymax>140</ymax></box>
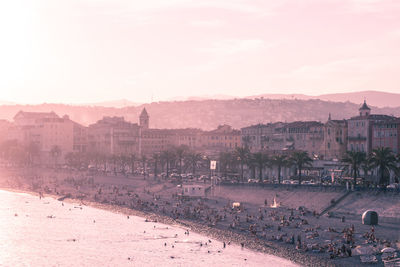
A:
<box><xmin>199</xmin><ymin>125</ymin><xmax>241</xmax><ymax>153</ymax></box>
<box><xmin>13</xmin><ymin>111</ymin><xmax>59</xmax><ymax>126</ymax></box>
<box><xmin>170</xmin><ymin>128</ymin><xmax>203</xmax><ymax>149</ymax></box>
<box><xmin>140</xmin><ymin>128</ymin><xmax>176</xmax><ymax>155</ymax></box>
<box><xmin>371</xmin><ymin>118</ymin><xmax>400</xmax><ymax>154</ymax></box>
<box><xmin>281</xmin><ymin>121</ymin><xmax>324</xmax><ymax>157</ymax></box>
<box><xmin>7</xmin><ymin>111</ymin><xmax>87</xmax><ymax>164</ymax></box>
<box><xmin>179</xmin><ymin>184</ymin><xmax>208</xmax><ymax>198</ymax></box>
<box><xmin>241</xmin><ymin>121</ymin><xmax>324</xmax><ymax>156</ymax></box>
<box><xmin>38</xmin><ymin>115</ymin><xmax>87</xmax><ymax>158</ymax></box>
<box><xmin>139</xmin><ymin>108</ymin><xmax>202</xmax><ymax>155</ymax></box>
<box><xmin>87</xmin><ymin>116</ymin><xmax>140</xmax><ymax>156</ymax></box>
<box><xmin>139</xmin><ymin>110</ymin><xmax>241</xmax><ymax>156</ymax></box>
<box><xmin>347</xmin><ymin>101</ymin><xmax>394</xmax><ymax>154</ymax></box>
<box><xmin>320</xmin><ymin>115</ymin><xmax>348</xmax><ymax>160</ymax></box>
<box><xmin>240</xmin><ymin>123</ymin><xmax>265</xmax><ymax>151</ymax></box>
<box><xmin>240</xmin><ymin>122</ymin><xmax>287</xmax><ymax>152</ymax></box>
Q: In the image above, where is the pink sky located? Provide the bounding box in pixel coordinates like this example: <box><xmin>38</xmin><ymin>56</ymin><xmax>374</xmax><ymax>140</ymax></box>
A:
<box><xmin>0</xmin><ymin>0</ymin><xmax>399</xmax><ymax>104</ymax></box>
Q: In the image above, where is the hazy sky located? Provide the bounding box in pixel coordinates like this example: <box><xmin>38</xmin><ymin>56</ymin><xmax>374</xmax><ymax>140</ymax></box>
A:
<box><xmin>1</xmin><ymin>0</ymin><xmax>399</xmax><ymax>104</ymax></box>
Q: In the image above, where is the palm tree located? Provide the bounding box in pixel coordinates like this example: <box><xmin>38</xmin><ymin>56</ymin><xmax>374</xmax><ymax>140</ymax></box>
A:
<box><xmin>271</xmin><ymin>154</ymin><xmax>288</xmax><ymax>184</ymax></box>
<box><xmin>234</xmin><ymin>147</ymin><xmax>250</xmax><ymax>182</ymax></box>
<box><xmin>246</xmin><ymin>153</ymin><xmax>257</xmax><ymax>180</ymax></box>
<box><xmin>219</xmin><ymin>151</ymin><xmax>233</xmax><ymax>178</ymax></box>
<box><xmin>119</xmin><ymin>154</ymin><xmax>128</xmax><ymax>174</ymax></box>
<box><xmin>27</xmin><ymin>141</ymin><xmax>40</xmax><ymax>166</ymax></box>
<box><xmin>111</xmin><ymin>154</ymin><xmax>118</xmax><ymax>174</ymax></box>
<box><xmin>141</xmin><ymin>154</ymin><xmax>147</xmax><ymax>179</ymax></box>
<box><xmin>100</xmin><ymin>153</ymin><xmax>108</xmax><ymax>172</ymax></box>
<box><xmin>161</xmin><ymin>149</ymin><xmax>175</xmax><ymax>178</ymax></box>
<box><xmin>184</xmin><ymin>151</ymin><xmax>202</xmax><ymax>175</ymax></box>
<box><xmin>130</xmin><ymin>154</ymin><xmax>137</xmax><ymax>175</ymax></box>
<box><xmin>251</xmin><ymin>152</ymin><xmax>269</xmax><ymax>182</ymax></box>
<box><xmin>88</xmin><ymin>152</ymin><xmax>99</xmax><ymax>169</ymax></box>
<box><xmin>341</xmin><ymin>151</ymin><xmax>366</xmax><ymax>186</ymax></box>
<box><xmin>290</xmin><ymin>151</ymin><xmax>313</xmax><ymax>185</ymax></box>
<box><xmin>242</xmin><ymin>136</ymin><xmax>251</xmax><ymax>149</ymax></box>
<box><xmin>361</xmin><ymin>154</ymin><xmax>373</xmax><ymax>184</ymax></box>
<box><xmin>396</xmin><ymin>154</ymin><xmax>400</xmax><ymax>183</ymax></box>
<box><xmin>202</xmin><ymin>155</ymin><xmax>213</xmax><ymax>180</ymax></box>
<box><xmin>50</xmin><ymin>145</ymin><xmax>61</xmax><ymax>166</ymax></box>
<box><xmin>151</xmin><ymin>153</ymin><xmax>160</xmax><ymax>179</ymax></box>
<box><xmin>369</xmin><ymin>147</ymin><xmax>398</xmax><ymax>186</ymax></box>
<box><xmin>175</xmin><ymin>145</ymin><xmax>188</xmax><ymax>177</ymax></box>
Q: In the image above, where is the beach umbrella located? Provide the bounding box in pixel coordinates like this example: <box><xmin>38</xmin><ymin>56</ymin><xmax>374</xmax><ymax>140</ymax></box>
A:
<box><xmin>362</xmin><ymin>210</ymin><xmax>378</xmax><ymax>225</ymax></box>
<box><xmin>381</xmin><ymin>247</ymin><xmax>396</xmax><ymax>253</ymax></box>
<box><xmin>352</xmin><ymin>246</ymin><xmax>377</xmax><ymax>256</ymax></box>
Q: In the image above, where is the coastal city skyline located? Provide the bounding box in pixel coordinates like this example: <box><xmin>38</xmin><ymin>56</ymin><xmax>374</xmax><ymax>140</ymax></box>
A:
<box><xmin>1</xmin><ymin>0</ymin><xmax>400</xmax><ymax>266</ymax></box>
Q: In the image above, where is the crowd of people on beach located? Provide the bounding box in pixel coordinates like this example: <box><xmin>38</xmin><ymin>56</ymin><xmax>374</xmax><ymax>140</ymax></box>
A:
<box><xmin>2</xmin><ymin>168</ymin><xmax>399</xmax><ymax>265</ymax></box>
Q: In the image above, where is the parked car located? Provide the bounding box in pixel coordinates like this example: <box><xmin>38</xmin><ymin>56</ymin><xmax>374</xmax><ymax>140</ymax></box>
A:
<box><xmin>198</xmin><ymin>175</ymin><xmax>208</xmax><ymax>181</ymax></box>
<box><xmin>387</xmin><ymin>183</ymin><xmax>399</xmax><ymax>189</ymax></box>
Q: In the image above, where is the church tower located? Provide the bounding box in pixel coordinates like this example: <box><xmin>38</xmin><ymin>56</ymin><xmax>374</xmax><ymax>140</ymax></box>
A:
<box><xmin>359</xmin><ymin>100</ymin><xmax>371</xmax><ymax>117</ymax></box>
<box><xmin>139</xmin><ymin>108</ymin><xmax>149</xmax><ymax>129</ymax></box>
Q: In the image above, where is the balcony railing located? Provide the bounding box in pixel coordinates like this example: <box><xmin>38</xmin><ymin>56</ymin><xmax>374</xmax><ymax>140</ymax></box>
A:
<box><xmin>348</xmin><ymin>136</ymin><xmax>367</xmax><ymax>141</ymax></box>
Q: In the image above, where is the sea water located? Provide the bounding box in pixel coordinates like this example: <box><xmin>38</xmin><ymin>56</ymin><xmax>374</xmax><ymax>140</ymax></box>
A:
<box><xmin>0</xmin><ymin>190</ymin><xmax>298</xmax><ymax>266</ymax></box>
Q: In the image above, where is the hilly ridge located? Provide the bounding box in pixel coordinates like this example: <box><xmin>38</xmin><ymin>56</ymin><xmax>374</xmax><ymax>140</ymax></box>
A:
<box><xmin>1</xmin><ymin>98</ymin><xmax>400</xmax><ymax>130</ymax></box>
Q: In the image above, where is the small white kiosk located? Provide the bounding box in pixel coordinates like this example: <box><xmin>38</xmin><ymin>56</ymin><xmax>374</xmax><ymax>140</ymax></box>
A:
<box><xmin>180</xmin><ymin>185</ymin><xmax>206</xmax><ymax>197</ymax></box>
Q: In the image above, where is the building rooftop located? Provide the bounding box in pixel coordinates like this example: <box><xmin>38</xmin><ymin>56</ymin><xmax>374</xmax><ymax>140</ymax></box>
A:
<box><xmin>372</xmin><ymin>118</ymin><xmax>400</xmax><ymax>125</ymax></box>
<box><xmin>140</xmin><ymin>108</ymin><xmax>149</xmax><ymax>117</ymax></box>
<box><xmin>13</xmin><ymin>111</ymin><xmax>59</xmax><ymax>121</ymax></box>
<box><xmin>142</xmin><ymin>128</ymin><xmax>202</xmax><ymax>135</ymax></box>
<box><xmin>349</xmin><ymin>114</ymin><xmax>395</xmax><ymax>121</ymax></box>
<box><xmin>284</xmin><ymin>121</ymin><xmax>323</xmax><ymax>128</ymax></box>
<box><xmin>359</xmin><ymin>100</ymin><xmax>371</xmax><ymax>111</ymax></box>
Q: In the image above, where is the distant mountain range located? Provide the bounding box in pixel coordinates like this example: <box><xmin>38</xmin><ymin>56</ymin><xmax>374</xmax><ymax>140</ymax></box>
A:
<box><xmin>1</xmin><ymin>96</ymin><xmax>400</xmax><ymax>130</ymax></box>
<box><xmin>78</xmin><ymin>99</ymin><xmax>141</xmax><ymax>108</ymax></box>
<box><xmin>249</xmin><ymin>90</ymin><xmax>400</xmax><ymax>108</ymax></box>
<box><xmin>2</xmin><ymin>90</ymin><xmax>400</xmax><ymax>108</ymax></box>
<box><xmin>169</xmin><ymin>90</ymin><xmax>400</xmax><ymax>108</ymax></box>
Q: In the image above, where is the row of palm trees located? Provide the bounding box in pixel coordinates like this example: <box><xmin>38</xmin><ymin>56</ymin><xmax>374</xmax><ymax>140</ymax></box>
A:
<box><xmin>0</xmin><ymin>140</ymin><xmax>314</xmax><ymax>183</ymax></box>
<box><xmin>341</xmin><ymin>147</ymin><xmax>399</xmax><ymax>186</ymax></box>
<box><xmin>62</xmin><ymin>145</ymin><xmax>205</xmax><ymax>179</ymax></box>
<box><xmin>0</xmin><ymin>140</ymin><xmax>62</xmax><ymax>166</ymax></box>
<box><xmin>218</xmin><ymin>147</ymin><xmax>313</xmax><ymax>184</ymax></box>
<box><xmin>2</xmin><ymin>139</ymin><xmax>398</xmax><ymax>186</ymax></box>
<box><xmin>218</xmin><ymin>147</ymin><xmax>400</xmax><ymax>186</ymax></box>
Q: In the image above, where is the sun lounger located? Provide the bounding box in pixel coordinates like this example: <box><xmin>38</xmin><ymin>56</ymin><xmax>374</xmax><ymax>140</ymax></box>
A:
<box><xmin>383</xmin><ymin>258</ymin><xmax>400</xmax><ymax>267</ymax></box>
<box><xmin>360</xmin><ymin>255</ymin><xmax>378</xmax><ymax>263</ymax></box>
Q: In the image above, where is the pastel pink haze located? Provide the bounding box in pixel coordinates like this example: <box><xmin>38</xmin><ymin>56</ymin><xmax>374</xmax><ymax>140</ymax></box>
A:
<box><xmin>0</xmin><ymin>0</ymin><xmax>399</xmax><ymax>104</ymax></box>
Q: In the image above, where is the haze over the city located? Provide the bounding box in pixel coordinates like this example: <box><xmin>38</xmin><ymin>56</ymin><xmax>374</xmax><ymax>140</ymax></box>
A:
<box><xmin>1</xmin><ymin>0</ymin><xmax>400</xmax><ymax>104</ymax></box>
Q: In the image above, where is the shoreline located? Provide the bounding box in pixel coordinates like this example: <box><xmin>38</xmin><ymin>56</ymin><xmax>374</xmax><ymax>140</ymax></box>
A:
<box><xmin>0</xmin><ymin>185</ymin><xmax>335</xmax><ymax>267</ymax></box>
